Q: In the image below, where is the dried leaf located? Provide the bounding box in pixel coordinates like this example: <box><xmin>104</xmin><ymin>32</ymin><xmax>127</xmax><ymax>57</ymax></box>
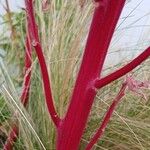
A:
<box><xmin>125</xmin><ymin>74</ymin><xmax>150</xmax><ymax>100</ymax></box>
<box><xmin>42</xmin><ymin>0</ymin><xmax>50</xmax><ymax>12</ymax></box>
<box><xmin>79</xmin><ymin>0</ymin><xmax>86</xmax><ymax>8</ymax></box>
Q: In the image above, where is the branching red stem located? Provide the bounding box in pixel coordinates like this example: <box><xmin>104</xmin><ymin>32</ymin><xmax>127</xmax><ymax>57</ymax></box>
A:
<box><xmin>85</xmin><ymin>83</ymin><xmax>127</xmax><ymax>150</ymax></box>
<box><xmin>4</xmin><ymin>0</ymin><xmax>150</xmax><ymax>149</ymax></box>
<box><xmin>56</xmin><ymin>1</ymin><xmax>126</xmax><ymax>149</ymax></box>
<box><xmin>25</xmin><ymin>0</ymin><xmax>60</xmax><ymax>127</ymax></box>
<box><xmin>95</xmin><ymin>46</ymin><xmax>150</xmax><ymax>89</ymax></box>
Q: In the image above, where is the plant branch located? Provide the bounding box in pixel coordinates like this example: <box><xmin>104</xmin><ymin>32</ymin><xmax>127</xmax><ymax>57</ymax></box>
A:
<box><xmin>85</xmin><ymin>83</ymin><xmax>127</xmax><ymax>150</ymax></box>
<box><xmin>32</xmin><ymin>41</ymin><xmax>60</xmax><ymax>126</ymax></box>
<box><xmin>3</xmin><ymin>124</ymin><xmax>19</xmax><ymax>150</ymax></box>
<box><xmin>25</xmin><ymin>0</ymin><xmax>60</xmax><ymax>127</ymax></box>
<box><xmin>95</xmin><ymin>46</ymin><xmax>150</xmax><ymax>89</ymax></box>
<box><xmin>56</xmin><ymin>1</ymin><xmax>126</xmax><ymax>149</ymax></box>
<box><xmin>21</xmin><ymin>36</ymin><xmax>32</xmax><ymax>106</ymax></box>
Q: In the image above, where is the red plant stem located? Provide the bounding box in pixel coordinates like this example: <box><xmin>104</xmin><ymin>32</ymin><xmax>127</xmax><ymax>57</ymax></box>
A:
<box><xmin>21</xmin><ymin>36</ymin><xmax>32</xmax><ymax>106</ymax></box>
<box><xmin>25</xmin><ymin>0</ymin><xmax>60</xmax><ymax>127</ymax></box>
<box><xmin>56</xmin><ymin>1</ymin><xmax>126</xmax><ymax>149</ymax></box>
<box><xmin>3</xmin><ymin>36</ymin><xmax>32</xmax><ymax>150</ymax></box>
<box><xmin>32</xmin><ymin>42</ymin><xmax>60</xmax><ymax>126</ymax></box>
<box><xmin>85</xmin><ymin>83</ymin><xmax>127</xmax><ymax>150</ymax></box>
<box><xmin>95</xmin><ymin>46</ymin><xmax>150</xmax><ymax>89</ymax></box>
<box><xmin>3</xmin><ymin>125</ymin><xmax>19</xmax><ymax>150</ymax></box>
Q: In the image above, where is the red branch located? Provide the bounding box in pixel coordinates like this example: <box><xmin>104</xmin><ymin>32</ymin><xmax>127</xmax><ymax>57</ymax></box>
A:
<box><xmin>25</xmin><ymin>0</ymin><xmax>60</xmax><ymax>127</ymax></box>
<box><xmin>21</xmin><ymin>36</ymin><xmax>32</xmax><ymax>106</ymax></box>
<box><xmin>3</xmin><ymin>125</ymin><xmax>19</xmax><ymax>150</ymax></box>
<box><xmin>85</xmin><ymin>83</ymin><xmax>127</xmax><ymax>150</ymax></box>
<box><xmin>56</xmin><ymin>1</ymin><xmax>126</xmax><ymax>149</ymax></box>
<box><xmin>95</xmin><ymin>46</ymin><xmax>150</xmax><ymax>89</ymax></box>
<box><xmin>3</xmin><ymin>36</ymin><xmax>32</xmax><ymax>150</ymax></box>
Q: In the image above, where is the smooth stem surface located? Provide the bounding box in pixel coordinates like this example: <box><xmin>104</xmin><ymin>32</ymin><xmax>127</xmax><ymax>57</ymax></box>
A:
<box><xmin>25</xmin><ymin>0</ymin><xmax>60</xmax><ymax>127</ymax></box>
<box><xmin>85</xmin><ymin>83</ymin><xmax>127</xmax><ymax>150</ymax></box>
<box><xmin>56</xmin><ymin>1</ymin><xmax>126</xmax><ymax>149</ymax></box>
<box><xmin>32</xmin><ymin>42</ymin><xmax>60</xmax><ymax>126</ymax></box>
<box><xmin>95</xmin><ymin>46</ymin><xmax>150</xmax><ymax>89</ymax></box>
<box><xmin>3</xmin><ymin>36</ymin><xmax>32</xmax><ymax>150</ymax></box>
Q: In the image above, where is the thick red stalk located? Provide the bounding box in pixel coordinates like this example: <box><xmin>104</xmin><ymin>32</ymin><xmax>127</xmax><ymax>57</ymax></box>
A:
<box><xmin>3</xmin><ymin>36</ymin><xmax>32</xmax><ymax>150</ymax></box>
<box><xmin>95</xmin><ymin>46</ymin><xmax>150</xmax><ymax>89</ymax></box>
<box><xmin>25</xmin><ymin>0</ymin><xmax>60</xmax><ymax>127</ymax></box>
<box><xmin>85</xmin><ymin>83</ymin><xmax>127</xmax><ymax>150</ymax></box>
<box><xmin>56</xmin><ymin>1</ymin><xmax>126</xmax><ymax>149</ymax></box>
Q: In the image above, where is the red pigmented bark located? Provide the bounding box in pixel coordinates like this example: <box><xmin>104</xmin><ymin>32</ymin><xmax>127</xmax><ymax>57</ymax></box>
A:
<box><xmin>95</xmin><ymin>46</ymin><xmax>150</xmax><ymax>89</ymax></box>
<box><xmin>86</xmin><ymin>74</ymin><xmax>150</xmax><ymax>149</ymax></box>
<box><xmin>3</xmin><ymin>36</ymin><xmax>32</xmax><ymax>150</ymax></box>
<box><xmin>31</xmin><ymin>42</ymin><xmax>60</xmax><ymax>126</ymax></box>
<box><xmin>56</xmin><ymin>1</ymin><xmax>126</xmax><ymax>149</ymax></box>
<box><xmin>3</xmin><ymin>125</ymin><xmax>19</xmax><ymax>150</ymax></box>
<box><xmin>21</xmin><ymin>36</ymin><xmax>32</xmax><ymax>106</ymax></box>
<box><xmin>85</xmin><ymin>83</ymin><xmax>127</xmax><ymax>150</ymax></box>
<box><xmin>25</xmin><ymin>0</ymin><xmax>60</xmax><ymax>127</ymax></box>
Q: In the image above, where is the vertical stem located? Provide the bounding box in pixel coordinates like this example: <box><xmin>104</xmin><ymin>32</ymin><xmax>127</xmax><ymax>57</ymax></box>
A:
<box><xmin>56</xmin><ymin>1</ymin><xmax>126</xmax><ymax>149</ymax></box>
<box><xmin>25</xmin><ymin>0</ymin><xmax>60</xmax><ymax>127</ymax></box>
